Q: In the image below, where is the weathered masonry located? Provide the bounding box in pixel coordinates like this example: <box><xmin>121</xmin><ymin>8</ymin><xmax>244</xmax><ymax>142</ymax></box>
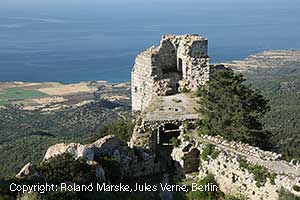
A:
<box><xmin>131</xmin><ymin>34</ymin><xmax>210</xmax><ymax>112</ymax></box>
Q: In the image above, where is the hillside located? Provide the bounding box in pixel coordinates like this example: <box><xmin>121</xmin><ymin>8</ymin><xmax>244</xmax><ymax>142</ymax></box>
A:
<box><xmin>1</xmin><ymin>49</ymin><xmax>300</xmax><ymax>200</ymax></box>
<box><xmin>0</xmin><ymin>81</ymin><xmax>131</xmax><ymax>177</ymax></box>
<box><xmin>1</xmin><ymin>50</ymin><xmax>300</xmax><ymax>178</ymax></box>
<box><xmin>223</xmin><ymin>50</ymin><xmax>300</xmax><ymax>160</ymax></box>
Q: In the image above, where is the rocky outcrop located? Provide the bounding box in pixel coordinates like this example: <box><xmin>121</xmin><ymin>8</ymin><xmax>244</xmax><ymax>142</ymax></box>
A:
<box><xmin>16</xmin><ymin>163</ymin><xmax>39</xmax><ymax>179</ymax></box>
<box><xmin>33</xmin><ymin>135</ymin><xmax>161</xmax><ymax>180</ymax></box>
<box><xmin>44</xmin><ymin>143</ymin><xmax>94</xmax><ymax>161</ymax></box>
<box><xmin>88</xmin><ymin>134</ymin><xmax>126</xmax><ymax>158</ymax></box>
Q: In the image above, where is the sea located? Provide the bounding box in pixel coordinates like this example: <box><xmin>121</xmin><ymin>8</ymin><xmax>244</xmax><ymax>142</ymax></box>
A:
<box><xmin>0</xmin><ymin>0</ymin><xmax>299</xmax><ymax>83</ymax></box>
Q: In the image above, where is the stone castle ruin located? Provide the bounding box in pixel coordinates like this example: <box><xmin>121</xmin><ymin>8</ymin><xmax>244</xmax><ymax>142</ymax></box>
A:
<box><xmin>131</xmin><ymin>34</ymin><xmax>210</xmax><ymax>112</ymax></box>
<box><xmin>16</xmin><ymin>34</ymin><xmax>300</xmax><ymax>200</ymax></box>
<box><xmin>129</xmin><ymin>34</ymin><xmax>300</xmax><ymax>199</ymax></box>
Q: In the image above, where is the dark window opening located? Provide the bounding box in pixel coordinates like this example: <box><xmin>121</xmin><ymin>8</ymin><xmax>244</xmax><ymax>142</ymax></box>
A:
<box><xmin>177</xmin><ymin>58</ymin><xmax>183</xmax><ymax>72</ymax></box>
<box><xmin>176</xmin><ymin>83</ymin><xmax>180</xmax><ymax>92</ymax></box>
<box><xmin>158</xmin><ymin>124</ymin><xmax>180</xmax><ymax>146</ymax></box>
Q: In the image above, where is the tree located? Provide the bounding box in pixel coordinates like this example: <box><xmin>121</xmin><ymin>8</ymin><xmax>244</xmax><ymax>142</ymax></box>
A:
<box><xmin>197</xmin><ymin>66</ymin><xmax>271</xmax><ymax>148</ymax></box>
<box><xmin>88</xmin><ymin>118</ymin><xmax>134</xmax><ymax>143</ymax></box>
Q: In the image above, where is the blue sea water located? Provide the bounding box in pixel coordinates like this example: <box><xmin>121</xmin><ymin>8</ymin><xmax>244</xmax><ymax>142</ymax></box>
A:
<box><xmin>0</xmin><ymin>0</ymin><xmax>299</xmax><ymax>83</ymax></box>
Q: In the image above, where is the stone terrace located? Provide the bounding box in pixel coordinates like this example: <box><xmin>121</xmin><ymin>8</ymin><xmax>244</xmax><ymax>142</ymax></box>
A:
<box><xmin>144</xmin><ymin>93</ymin><xmax>199</xmax><ymax>122</ymax></box>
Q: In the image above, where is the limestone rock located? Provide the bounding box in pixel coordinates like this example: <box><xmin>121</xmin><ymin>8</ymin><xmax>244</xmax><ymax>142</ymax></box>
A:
<box><xmin>171</xmin><ymin>146</ymin><xmax>200</xmax><ymax>174</ymax></box>
<box><xmin>88</xmin><ymin>134</ymin><xmax>126</xmax><ymax>157</ymax></box>
<box><xmin>41</xmin><ymin>134</ymin><xmax>161</xmax><ymax>179</ymax></box>
<box><xmin>16</xmin><ymin>163</ymin><xmax>37</xmax><ymax>178</ymax></box>
<box><xmin>43</xmin><ymin>143</ymin><xmax>94</xmax><ymax>161</ymax></box>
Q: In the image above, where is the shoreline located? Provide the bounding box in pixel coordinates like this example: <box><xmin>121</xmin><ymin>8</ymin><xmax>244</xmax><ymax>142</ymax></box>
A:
<box><xmin>2</xmin><ymin>49</ymin><xmax>299</xmax><ymax>85</ymax></box>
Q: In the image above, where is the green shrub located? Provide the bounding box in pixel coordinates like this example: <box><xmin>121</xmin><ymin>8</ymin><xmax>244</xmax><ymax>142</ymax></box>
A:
<box><xmin>201</xmin><ymin>144</ymin><xmax>219</xmax><ymax>161</ymax></box>
<box><xmin>278</xmin><ymin>187</ymin><xmax>300</xmax><ymax>200</ymax></box>
<box><xmin>198</xmin><ymin>125</ymin><xmax>212</xmax><ymax>136</ymax></box>
<box><xmin>96</xmin><ymin>157</ymin><xmax>121</xmax><ymax>184</ymax></box>
<box><xmin>89</xmin><ymin>118</ymin><xmax>134</xmax><ymax>143</ymax></box>
<box><xmin>238</xmin><ymin>158</ymin><xmax>248</xmax><ymax>170</ymax></box>
<box><xmin>238</xmin><ymin>158</ymin><xmax>275</xmax><ymax>187</ymax></box>
<box><xmin>211</xmin><ymin>150</ymin><xmax>220</xmax><ymax>160</ymax></box>
<box><xmin>42</xmin><ymin>191</ymin><xmax>79</xmax><ymax>200</ymax></box>
<box><xmin>269</xmin><ymin>173</ymin><xmax>277</xmax><ymax>185</ymax></box>
<box><xmin>38</xmin><ymin>153</ymin><xmax>96</xmax><ymax>184</ymax></box>
<box><xmin>249</xmin><ymin>165</ymin><xmax>269</xmax><ymax>187</ymax></box>
<box><xmin>170</xmin><ymin>138</ymin><xmax>181</xmax><ymax>147</ymax></box>
<box><xmin>182</xmin><ymin>87</ymin><xmax>191</xmax><ymax>93</ymax></box>
<box><xmin>293</xmin><ymin>185</ymin><xmax>300</xmax><ymax>192</ymax></box>
<box><xmin>186</xmin><ymin>173</ymin><xmax>223</xmax><ymax>200</ymax></box>
<box><xmin>182</xmin><ymin>134</ymin><xmax>190</xmax><ymax>141</ymax></box>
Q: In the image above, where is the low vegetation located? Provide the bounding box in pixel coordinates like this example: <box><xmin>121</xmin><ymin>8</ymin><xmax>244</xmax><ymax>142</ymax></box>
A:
<box><xmin>278</xmin><ymin>187</ymin><xmax>300</xmax><ymax>200</ymax></box>
<box><xmin>181</xmin><ymin>87</ymin><xmax>191</xmax><ymax>93</ymax></box>
<box><xmin>88</xmin><ymin>118</ymin><xmax>134</xmax><ymax>143</ymax></box>
<box><xmin>243</xmin><ymin>68</ymin><xmax>300</xmax><ymax>160</ymax></box>
<box><xmin>38</xmin><ymin>153</ymin><xmax>97</xmax><ymax>184</ymax></box>
<box><xmin>174</xmin><ymin>173</ymin><xmax>246</xmax><ymax>200</ymax></box>
<box><xmin>0</xmin><ymin>100</ymin><xmax>130</xmax><ymax>178</ymax></box>
<box><xmin>170</xmin><ymin>137</ymin><xmax>181</xmax><ymax>147</ymax></box>
<box><xmin>293</xmin><ymin>185</ymin><xmax>300</xmax><ymax>192</ymax></box>
<box><xmin>201</xmin><ymin>144</ymin><xmax>220</xmax><ymax>161</ymax></box>
<box><xmin>0</xmin><ymin>153</ymin><xmax>94</xmax><ymax>199</ymax></box>
<box><xmin>95</xmin><ymin>157</ymin><xmax>121</xmax><ymax>183</ymax></box>
<box><xmin>0</xmin><ymin>153</ymin><xmax>162</xmax><ymax>200</ymax></box>
<box><xmin>238</xmin><ymin>158</ymin><xmax>276</xmax><ymax>187</ymax></box>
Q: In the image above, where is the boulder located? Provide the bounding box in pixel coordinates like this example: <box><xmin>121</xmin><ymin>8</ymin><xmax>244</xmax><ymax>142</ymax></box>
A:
<box><xmin>88</xmin><ymin>135</ymin><xmax>126</xmax><ymax>157</ymax></box>
<box><xmin>16</xmin><ymin>163</ymin><xmax>37</xmax><ymax>178</ymax></box>
<box><xmin>43</xmin><ymin>143</ymin><xmax>94</xmax><ymax>161</ymax></box>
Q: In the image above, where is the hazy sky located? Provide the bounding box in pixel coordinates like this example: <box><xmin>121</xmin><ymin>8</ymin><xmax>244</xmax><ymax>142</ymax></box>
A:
<box><xmin>0</xmin><ymin>0</ymin><xmax>271</xmax><ymax>7</ymax></box>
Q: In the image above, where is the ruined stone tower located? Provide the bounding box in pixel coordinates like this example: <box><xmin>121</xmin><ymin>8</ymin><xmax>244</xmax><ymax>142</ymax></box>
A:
<box><xmin>131</xmin><ymin>34</ymin><xmax>210</xmax><ymax>112</ymax></box>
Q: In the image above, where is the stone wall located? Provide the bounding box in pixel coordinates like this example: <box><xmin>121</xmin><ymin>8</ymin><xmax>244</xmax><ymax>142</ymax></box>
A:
<box><xmin>129</xmin><ymin>117</ymin><xmax>196</xmax><ymax>152</ymax></box>
<box><xmin>171</xmin><ymin>132</ymin><xmax>300</xmax><ymax>200</ymax></box>
<box><xmin>131</xmin><ymin>50</ymin><xmax>156</xmax><ymax>112</ymax></box>
<box><xmin>131</xmin><ymin>34</ymin><xmax>210</xmax><ymax>112</ymax></box>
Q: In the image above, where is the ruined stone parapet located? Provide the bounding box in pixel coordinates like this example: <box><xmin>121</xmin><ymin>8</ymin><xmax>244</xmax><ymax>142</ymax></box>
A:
<box><xmin>201</xmin><ymin>135</ymin><xmax>282</xmax><ymax>161</ymax></box>
<box><xmin>171</xmin><ymin>133</ymin><xmax>300</xmax><ymax>199</ymax></box>
<box><xmin>131</xmin><ymin>34</ymin><xmax>210</xmax><ymax>112</ymax></box>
